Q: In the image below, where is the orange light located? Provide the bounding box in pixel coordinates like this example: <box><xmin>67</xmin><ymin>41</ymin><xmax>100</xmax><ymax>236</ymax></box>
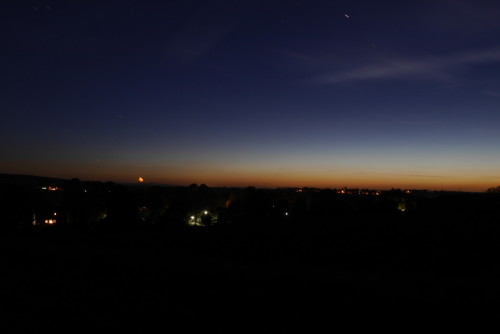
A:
<box><xmin>138</xmin><ymin>177</ymin><xmax>144</xmax><ymax>183</ymax></box>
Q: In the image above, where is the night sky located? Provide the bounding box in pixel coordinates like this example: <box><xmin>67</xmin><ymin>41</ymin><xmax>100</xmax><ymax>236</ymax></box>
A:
<box><xmin>2</xmin><ymin>0</ymin><xmax>500</xmax><ymax>191</ymax></box>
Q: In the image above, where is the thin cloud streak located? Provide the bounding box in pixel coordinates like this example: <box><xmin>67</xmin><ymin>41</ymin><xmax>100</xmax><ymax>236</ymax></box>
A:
<box><xmin>312</xmin><ymin>47</ymin><xmax>500</xmax><ymax>84</ymax></box>
<box><xmin>350</xmin><ymin>170</ymin><xmax>451</xmax><ymax>179</ymax></box>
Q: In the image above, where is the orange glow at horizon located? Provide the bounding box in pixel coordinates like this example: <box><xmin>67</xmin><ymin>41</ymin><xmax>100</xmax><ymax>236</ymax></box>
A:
<box><xmin>130</xmin><ymin>168</ymin><xmax>495</xmax><ymax>192</ymax></box>
<box><xmin>7</xmin><ymin>161</ymin><xmax>498</xmax><ymax>192</ymax></box>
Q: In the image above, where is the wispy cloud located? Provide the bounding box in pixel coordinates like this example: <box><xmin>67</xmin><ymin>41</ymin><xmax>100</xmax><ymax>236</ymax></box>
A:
<box><xmin>311</xmin><ymin>47</ymin><xmax>500</xmax><ymax>84</ymax></box>
<box><xmin>352</xmin><ymin>171</ymin><xmax>450</xmax><ymax>179</ymax></box>
<box><xmin>481</xmin><ymin>90</ymin><xmax>500</xmax><ymax>97</ymax></box>
<box><xmin>406</xmin><ymin>173</ymin><xmax>449</xmax><ymax>179</ymax></box>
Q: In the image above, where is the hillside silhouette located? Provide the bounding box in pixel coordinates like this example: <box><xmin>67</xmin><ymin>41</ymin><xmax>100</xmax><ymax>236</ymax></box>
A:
<box><xmin>1</xmin><ymin>174</ymin><xmax>500</xmax><ymax>331</ymax></box>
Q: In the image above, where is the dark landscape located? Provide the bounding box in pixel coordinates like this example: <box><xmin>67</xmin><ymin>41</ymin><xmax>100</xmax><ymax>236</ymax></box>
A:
<box><xmin>3</xmin><ymin>1</ymin><xmax>500</xmax><ymax>331</ymax></box>
<box><xmin>2</xmin><ymin>174</ymin><xmax>500</xmax><ymax>331</ymax></box>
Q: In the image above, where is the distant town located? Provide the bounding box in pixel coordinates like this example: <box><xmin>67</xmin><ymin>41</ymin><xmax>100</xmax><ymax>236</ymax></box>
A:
<box><xmin>1</xmin><ymin>173</ymin><xmax>499</xmax><ymax>231</ymax></box>
<box><xmin>3</xmin><ymin>172</ymin><xmax>500</xmax><ymax>317</ymax></box>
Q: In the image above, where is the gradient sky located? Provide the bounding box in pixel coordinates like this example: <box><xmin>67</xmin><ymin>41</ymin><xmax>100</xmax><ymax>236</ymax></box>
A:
<box><xmin>2</xmin><ymin>0</ymin><xmax>500</xmax><ymax>191</ymax></box>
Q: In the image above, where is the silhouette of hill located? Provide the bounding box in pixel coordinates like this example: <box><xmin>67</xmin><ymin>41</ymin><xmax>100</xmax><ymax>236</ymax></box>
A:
<box><xmin>0</xmin><ymin>173</ymin><xmax>67</xmax><ymax>186</ymax></box>
<box><xmin>2</xmin><ymin>173</ymin><xmax>500</xmax><ymax>330</ymax></box>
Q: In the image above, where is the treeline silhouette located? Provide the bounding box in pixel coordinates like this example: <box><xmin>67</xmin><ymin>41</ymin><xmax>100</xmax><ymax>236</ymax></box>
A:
<box><xmin>3</xmin><ymin>177</ymin><xmax>500</xmax><ymax>277</ymax></box>
<box><xmin>2</xmin><ymin>176</ymin><xmax>500</xmax><ymax>330</ymax></box>
<box><xmin>2</xmin><ymin>178</ymin><xmax>500</xmax><ymax>234</ymax></box>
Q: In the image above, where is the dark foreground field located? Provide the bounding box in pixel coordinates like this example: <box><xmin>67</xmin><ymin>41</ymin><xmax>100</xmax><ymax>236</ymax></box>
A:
<box><xmin>2</xmin><ymin>209</ymin><xmax>500</xmax><ymax>332</ymax></box>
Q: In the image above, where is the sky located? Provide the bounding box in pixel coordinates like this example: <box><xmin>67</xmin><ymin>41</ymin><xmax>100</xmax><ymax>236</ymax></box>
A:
<box><xmin>2</xmin><ymin>0</ymin><xmax>500</xmax><ymax>191</ymax></box>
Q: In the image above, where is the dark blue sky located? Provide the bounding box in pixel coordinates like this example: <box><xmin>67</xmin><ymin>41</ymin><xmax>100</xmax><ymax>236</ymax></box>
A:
<box><xmin>2</xmin><ymin>0</ymin><xmax>500</xmax><ymax>190</ymax></box>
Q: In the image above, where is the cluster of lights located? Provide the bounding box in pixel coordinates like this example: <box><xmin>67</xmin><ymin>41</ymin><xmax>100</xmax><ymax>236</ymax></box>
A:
<box><xmin>292</xmin><ymin>187</ymin><xmax>381</xmax><ymax>195</ymax></box>
<box><xmin>44</xmin><ymin>212</ymin><xmax>57</xmax><ymax>224</ymax></box>
<box><xmin>41</xmin><ymin>186</ymin><xmax>62</xmax><ymax>191</ymax></box>
<box><xmin>336</xmin><ymin>189</ymin><xmax>381</xmax><ymax>196</ymax></box>
<box><xmin>187</xmin><ymin>210</ymin><xmax>216</xmax><ymax>226</ymax></box>
<box><xmin>292</xmin><ymin>188</ymin><xmax>320</xmax><ymax>193</ymax></box>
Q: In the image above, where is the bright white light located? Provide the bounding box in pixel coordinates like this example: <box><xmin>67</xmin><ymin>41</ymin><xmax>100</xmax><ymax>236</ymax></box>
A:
<box><xmin>285</xmin><ymin>212</ymin><xmax>289</xmax><ymax>216</ymax></box>
<box><xmin>204</xmin><ymin>211</ymin><xmax>208</xmax><ymax>215</ymax></box>
<box><xmin>190</xmin><ymin>216</ymin><xmax>195</xmax><ymax>220</ymax></box>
